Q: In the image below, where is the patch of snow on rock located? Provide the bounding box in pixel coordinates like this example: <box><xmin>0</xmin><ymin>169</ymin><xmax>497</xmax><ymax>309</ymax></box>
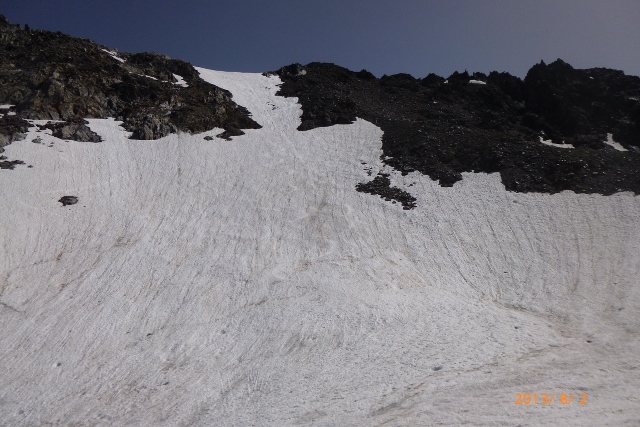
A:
<box><xmin>604</xmin><ymin>133</ymin><xmax>627</xmax><ymax>151</ymax></box>
<box><xmin>100</xmin><ymin>48</ymin><xmax>125</xmax><ymax>63</ymax></box>
<box><xmin>539</xmin><ymin>135</ymin><xmax>574</xmax><ymax>148</ymax></box>
<box><xmin>172</xmin><ymin>73</ymin><xmax>188</xmax><ymax>87</ymax></box>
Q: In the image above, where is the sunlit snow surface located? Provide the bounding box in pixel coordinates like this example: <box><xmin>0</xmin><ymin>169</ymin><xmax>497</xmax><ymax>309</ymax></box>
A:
<box><xmin>1</xmin><ymin>69</ymin><xmax>639</xmax><ymax>426</ymax></box>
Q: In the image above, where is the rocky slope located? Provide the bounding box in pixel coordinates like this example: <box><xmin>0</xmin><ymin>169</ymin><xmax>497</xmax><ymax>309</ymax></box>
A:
<box><xmin>2</xmin><ymin>14</ymin><xmax>640</xmax><ymax>199</ymax></box>
<box><xmin>0</xmin><ymin>14</ymin><xmax>260</xmax><ymax>151</ymax></box>
<box><xmin>272</xmin><ymin>61</ymin><xmax>640</xmax><ymax>198</ymax></box>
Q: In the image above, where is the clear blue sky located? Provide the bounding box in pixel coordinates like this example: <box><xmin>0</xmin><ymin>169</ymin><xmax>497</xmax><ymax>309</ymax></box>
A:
<box><xmin>3</xmin><ymin>0</ymin><xmax>640</xmax><ymax>78</ymax></box>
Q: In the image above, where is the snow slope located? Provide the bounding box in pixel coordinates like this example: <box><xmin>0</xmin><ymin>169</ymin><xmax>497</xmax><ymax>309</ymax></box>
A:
<box><xmin>0</xmin><ymin>69</ymin><xmax>639</xmax><ymax>426</ymax></box>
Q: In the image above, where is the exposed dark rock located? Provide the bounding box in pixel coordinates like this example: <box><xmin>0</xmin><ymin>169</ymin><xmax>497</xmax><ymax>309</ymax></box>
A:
<box><xmin>356</xmin><ymin>173</ymin><xmax>417</xmax><ymax>210</ymax></box>
<box><xmin>0</xmin><ymin>115</ymin><xmax>29</xmax><ymax>151</ymax></box>
<box><xmin>356</xmin><ymin>69</ymin><xmax>376</xmax><ymax>80</ymax></box>
<box><xmin>0</xmin><ymin>14</ymin><xmax>260</xmax><ymax>145</ymax></box>
<box><xmin>487</xmin><ymin>71</ymin><xmax>525</xmax><ymax>102</ymax></box>
<box><xmin>421</xmin><ymin>73</ymin><xmax>445</xmax><ymax>87</ymax></box>
<box><xmin>523</xmin><ymin>59</ymin><xmax>640</xmax><ymax>148</ymax></box>
<box><xmin>216</xmin><ymin>128</ymin><xmax>245</xmax><ymax>140</ymax></box>
<box><xmin>41</xmin><ymin>118</ymin><xmax>102</xmax><ymax>142</ymax></box>
<box><xmin>58</xmin><ymin>195</ymin><xmax>78</xmax><ymax>206</ymax></box>
<box><xmin>126</xmin><ymin>114</ymin><xmax>177</xmax><ymax>140</ymax></box>
<box><xmin>0</xmin><ymin>155</ymin><xmax>25</xmax><ymax>169</ymax></box>
<box><xmin>272</xmin><ymin>62</ymin><xmax>640</xmax><ymax>199</ymax></box>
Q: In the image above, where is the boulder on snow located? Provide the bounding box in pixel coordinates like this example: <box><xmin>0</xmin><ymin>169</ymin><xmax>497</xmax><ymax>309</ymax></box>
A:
<box><xmin>58</xmin><ymin>196</ymin><xmax>78</xmax><ymax>206</ymax></box>
<box><xmin>42</xmin><ymin>119</ymin><xmax>102</xmax><ymax>142</ymax></box>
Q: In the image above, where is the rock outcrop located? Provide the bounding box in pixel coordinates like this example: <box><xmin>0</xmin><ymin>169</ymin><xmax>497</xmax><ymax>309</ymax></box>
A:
<box><xmin>0</xmin><ymin>14</ymin><xmax>260</xmax><ymax>148</ymax></box>
<box><xmin>41</xmin><ymin>118</ymin><xmax>102</xmax><ymax>142</ymax></box>
<box><xmin>272</xmin><ymin>62</ymin><xmax>640</xmax><ymax>196</ymax></box>
<box><xmin>0</xmin><ymin>114</ymin><xmax>29</xmax><ymax>149</ymax></box>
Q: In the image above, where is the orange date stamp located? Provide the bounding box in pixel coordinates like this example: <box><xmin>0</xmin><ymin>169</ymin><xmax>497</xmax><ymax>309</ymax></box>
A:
<box><xmin>515</xmin><ymin>393</ymin><xmax>587</xmax><ymax>405</ymax></box>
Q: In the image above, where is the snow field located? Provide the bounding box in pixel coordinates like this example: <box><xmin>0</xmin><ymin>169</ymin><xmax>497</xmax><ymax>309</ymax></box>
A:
<box><xmin>0</xmin><ymin>70</ymin><xmax>638</xmax><ymax>426</ymax></box>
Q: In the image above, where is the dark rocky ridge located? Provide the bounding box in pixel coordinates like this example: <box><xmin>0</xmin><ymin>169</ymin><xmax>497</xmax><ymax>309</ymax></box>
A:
<box><xmin>272</xmin><ymin>62</ymin><xmax>640</xmax><ymax>199</ymax></box>
<box><xmin>0</xmin><ymin>14</ymin><xmax>260</xmax><ymax>151</ymax></box>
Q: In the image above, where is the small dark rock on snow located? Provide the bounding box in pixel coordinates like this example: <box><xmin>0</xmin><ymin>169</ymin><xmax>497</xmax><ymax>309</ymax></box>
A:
<box><xmin>59</xmin><ymin>196</ymin><xmax>78</xmax><ymax>206</ymax></box>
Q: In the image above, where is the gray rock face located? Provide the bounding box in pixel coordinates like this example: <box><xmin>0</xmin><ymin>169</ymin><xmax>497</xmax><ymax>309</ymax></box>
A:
<box><xmin>42</xmin><ymin>119</ymin><xmax>102</xmax><ymax>143</ymax></box>
<box><xmin>0</xmin><ymin>14</ymin><xmax>261</xmax><ymax>145</ymax></box>
<box><xmin>274</xmin><ymin>62</ymin><xmax>640</xmax><ymax>196</ymax></box>
<box><xmin>0</xmin><ymin>115</ymin><xmax>29</xmax><ymax>151</ymax></box>
<box><xmin>127</xmin><ymin>115</ymin><xmax>177</xmax><ymax>140</ymax></box>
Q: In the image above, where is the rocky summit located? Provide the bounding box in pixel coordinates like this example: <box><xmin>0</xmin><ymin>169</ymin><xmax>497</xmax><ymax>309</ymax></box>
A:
<box><xmin>0</xmin><ymin>14</ymin><xmax>260</xmax><ymax>151</ymax></box>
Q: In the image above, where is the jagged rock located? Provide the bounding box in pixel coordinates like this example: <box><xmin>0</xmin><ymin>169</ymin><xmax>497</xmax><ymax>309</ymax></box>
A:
<box><xmin>0</xmin><ymin>115</ymin><xmax>30</xmax><ymax>151</ymax></box>
<box><xmin>421</xmin><ymin>73</ymin><xmax>445</xmax><ymax>87</ymax></box>
<box><xmin>273</xmin><ymin>61</ymin><xmax>640</xmax><ymax>196</ymax></box>
<box><xmin>446</xmin><ymin>70</ymin><xmax>471</xmax><ymax>85</ymax></box>
<box><xmin>487</xmin><ymin>71</ymin><xmax>525</xmax><ymax>102</ymax></box>
<box><xmin>215</xmin><ymin>128</ymin><xmax>245</xmax><ymax>140</ymax></box>
<box><xmin>380</xmin><ymin>73</ymin><xmax>420</xmax><ymax>92</ymax></box>
<box><xmin>0</xmin><ymin>156</ymin><xmax>25</xmax><ymax>169</ymax></box>
<box><xmin>523</xmin><ymin>59</ymin><xmax>640</xmax><ymax>148</ymax></box>
<box><xmin>355</xmin><ymin>69</ymin><xmax>376</xmax><ymax>80</ymax></box>
<box><xmin>271</xmin><ymin>63</ymin><xmax>308</xmax><ymax>80</ymax></box>
<box><xmin>58</xmin><ymin>195</ymin><xmax>78</xmax><ymax>206</ymax></box>
<box><xmin>42</xmin><ymin>118</ymin><xmax>102</xmax><ymax>142</ymax></box>
<box><xmin>356</xmin><ymin>173</ymin><xmax>417</xmax><ymax>209</ymax></box>
<box><xmin>126</xmin><ymin>115</ymin><xmax>177</xmax><ymax>140</ymax></box>
<box><xmin>0</xmin><ymin>14</ymin><xmax>260</xmax><ymax>146</ymax></box>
